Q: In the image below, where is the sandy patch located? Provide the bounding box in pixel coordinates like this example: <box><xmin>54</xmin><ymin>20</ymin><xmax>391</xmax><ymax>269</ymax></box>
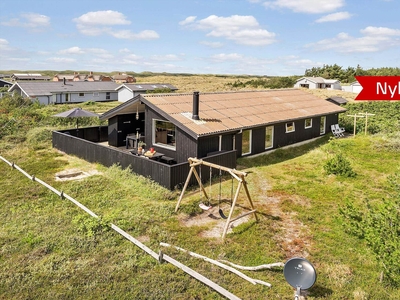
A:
<box><xmin>55</xmin><ymin>168</ymin><xmax>102</xmax><ymax>181</ymax></box>
<box><xmin>178</xmin><ymin>204</ymin><xmax>253</xmax><ymax>238</ymax></box>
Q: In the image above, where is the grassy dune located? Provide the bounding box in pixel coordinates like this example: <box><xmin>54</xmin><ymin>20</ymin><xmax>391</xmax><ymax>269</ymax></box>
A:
<box><xmin>1</xmin><ymin>75</ymin><xmax>399</xmax><ymax>299</ymax></box>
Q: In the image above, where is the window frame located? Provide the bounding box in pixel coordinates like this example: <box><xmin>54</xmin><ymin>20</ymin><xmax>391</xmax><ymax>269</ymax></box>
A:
<box><xmin>320</xmin><ymin>116</ymin><xmax>326</xmax><ymax>135</ymax></box>
<box><xmin>78</xmin><ymin>92</ymin><xmax>85</xmax><ymax>97</ymax></box>
<box><xmin>152</xmin><ymin>119</ymin><xmax>176</xmax><ymax>151</ymax></box>
<box><xmin>285</xmin><ymin>122</ymin><xmax>295</xmax><ymax>133</ymax></box>
<box><xmin>265</xmin><ymin>125</ymin><xmax>274</xmax><ymax>149</ymax></box>
<box><xmin>242</xmin><ymin>129</ymin><xmax>252</xmax><ymax>155</ymax></box>
<box><xmin>304</xmin><ymin>118</ymin><xmax>312</xmax><ymax>129</ymax></box>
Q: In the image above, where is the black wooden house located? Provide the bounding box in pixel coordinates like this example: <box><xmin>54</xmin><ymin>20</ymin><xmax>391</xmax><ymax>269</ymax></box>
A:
<box><xmin>100</xmin><ymin>89</ymin><xmax>346</xmax><ymax>163</ymax></box>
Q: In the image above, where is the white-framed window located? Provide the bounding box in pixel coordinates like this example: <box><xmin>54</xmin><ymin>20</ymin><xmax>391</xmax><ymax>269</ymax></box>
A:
<box><xmin>265</xmin><ymin>126</ymin><xmax>274</xmax><ymax>149</ymax></box>
<box><xmin>153</xmin><ymin>119</ymin><xmax>176</xmax><ymax>150</ymax></box>
<box><xmin>305</xmin><ymin>118</ymin><xmax>312</xmax><ymax>129</ymax></box>
<box><xmin>106</xmin><ymin>92</ymin><xmax>110</xmax><ymax>100</ymax></box>
<box><xmin>286</xmin><ymin>122</ymin><xmax>295</xmax><ymax>133</ymax></box>
<box><xmin>320</xmin><ymin>116</ymin><xmax>326</xmax><ymax>134</ymax></box>
<box><xmin>242</xmin><ymin>129</ymin><xmax>252</xmax><ymax>155</ymax></box>
<box><xmin>79</xmin><ymin>92</ymin><xmax>84</xmax><ymax>97</ymax></box>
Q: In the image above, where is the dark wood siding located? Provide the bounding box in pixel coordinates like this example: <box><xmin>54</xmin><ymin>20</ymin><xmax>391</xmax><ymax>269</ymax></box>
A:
<box><xmin>145</xmin><ymin>108</ymin><xmax>199</xmax><ymax>164</ymax></box>
<box><xmin>53</xmin><ymin>129</ymin><xmax>237</xmax><ymax>190</ymax></box>
<box><xmin>251</xmin><ymin>127</ymin><xmax>266</xmax><ymax>154</ymax></box>
<box><xmin>235</xmin><ymin>113</ymin><xmax>339</xmax><ymax>156</ymax></box>
<box><xmin>198</xmin><ymin>135</ymin><xmax>219</xmax><ymax>158</ymax></box>
<box><xmin>108</xmin><ymin>113</ymin><xmax>144</xmax><ymax>147</ymax></box>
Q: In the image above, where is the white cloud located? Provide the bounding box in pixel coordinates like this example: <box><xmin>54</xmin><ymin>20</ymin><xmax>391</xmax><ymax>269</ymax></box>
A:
<box><xmin>88</xmin><ymin>48</ymin><xmax>114</xmax><ymax>59</ymax></box>
<box><xmin>181</xmin><ymin>15</ymin><xmax>276</xmax><ymax>46</ymax></box>
<box><xmin>283</xmin><ymin>56</ymin><xmax>323</xmax><ymax>68</ymax></box>
<box><xmin>121</xmin><ymin>53</ymin><xmax>143</xmax><ymax>65</ymax></box>
<box><xmin>73</xmin><ymin>10</ymin><xmax>159</xmax><ymax>40</ymax></box>
<box><xmin>360</xmin><ymin>26</ymin><xmax>400</xmax><ymax>36</ymax></box>
<box><xmin>210</xmin><ymin>53</ymin><xmax>245</xmax><ymax>62</ymax></box>
<box><xmin>200</xmin><ymin>41</ymin><xmax>224</xmax><ymax>48</ymax></box>
<box><xmin>306</xmin><ymin>26</ymin><xmax>400</xmax><ymax>53</ymax></box>
<box><xmin>58</xmin><ymin>46</ymin><xmax>85</xmax><ymax>55</ymax></box>
<box><xmin>47</xmin><ymin>57</ymin><xmax>77</xmax><ymax>63</ymax></box>
<box><xmin>119</xmin><ymin>48</ymin><xmax>131</xmax><ymax>53</ymax></box>
<box><xmin>263</xmin><ymin>0</ymin><xmax>345</xmax><ymax>14</ymax></box>
<box><xmin>73</xmin><ymin>10</ymin><xmax>131</xmax><ymax>26</ymax></box>
<box><xmin>179</xmin><ymin>16</ymin><xmax>197</xmax><ymax>26</ymax></box>
<box><xmin>0</xmin><ymin>38</ymin><xmax>11</xmax><ymax>50</ymax></box>
<box><xmin>150</xmin><ymin>54</ymin><xmax>181</xmax><ymax>61</ymax></box>
<box><xmin>1</xmin><ymin>13</ymin><xmax>50</xmax><ymax>31</ymax></box>
<box><xmin>110</xmin><ymin>29</ymin><xmax>159</xmax><ymax>40</ymax></box>
<box><xmin>315</xmin><ymin>11</ymin><xmax>353</xmax><ymax>23</ymax></box>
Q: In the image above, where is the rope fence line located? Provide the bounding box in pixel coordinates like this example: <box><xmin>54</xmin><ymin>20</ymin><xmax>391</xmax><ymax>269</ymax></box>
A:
<box><xmin>0</xmin><ymin>155</ymin><xmax>241</xmax><ymax>300</ymax></box>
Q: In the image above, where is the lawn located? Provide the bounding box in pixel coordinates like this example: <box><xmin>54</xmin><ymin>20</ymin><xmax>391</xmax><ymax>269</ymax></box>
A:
<box><xmin>1</xmin><ymin>80</ymin><xmax>399</xmax><ymax>299</ymax></box>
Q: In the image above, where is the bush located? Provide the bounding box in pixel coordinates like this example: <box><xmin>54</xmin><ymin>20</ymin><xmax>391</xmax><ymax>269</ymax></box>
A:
<box><xmin>340</xmin><ymin>172</ymin><xmax>400</xmax><ymax>286</ymax></box>
<box><xmin>26</xmin><ymin>127</ymin><xmax>53</xmax><ymax>149</ymax></box>
<box><xmin>324</xmin><ymin>153</ymin><xmax>356</xmax><ymax>177</ymax></box>
<box><xmin>72</xmin><ymin>214</ymin><xmax>111</xmax><ymax>237</ymax></box>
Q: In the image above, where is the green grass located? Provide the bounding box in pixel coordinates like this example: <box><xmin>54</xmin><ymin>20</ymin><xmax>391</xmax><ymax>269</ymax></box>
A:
<box><xmin>2</xmin><ymin>135</ymin><xmax>400</xmax><ymax>299</ymax></box>
<box><xmin>1</xmin><ymin>96</ymin><xmax>400</xmax><ymax>299</ymax></box>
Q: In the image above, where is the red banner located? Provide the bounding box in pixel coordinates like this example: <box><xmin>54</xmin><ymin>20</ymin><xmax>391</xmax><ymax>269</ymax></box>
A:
<box><xmin>355</xmin><ymin>76</ymin><xmax>400</xmax><ymax>101</ymax></box>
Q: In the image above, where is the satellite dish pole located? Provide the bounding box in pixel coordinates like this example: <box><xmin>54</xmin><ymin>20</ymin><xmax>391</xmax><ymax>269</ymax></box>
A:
<box><xmin>284</xmin><ymin>257</ymin><xmax>317</xmax><ymax>300</ymax></box>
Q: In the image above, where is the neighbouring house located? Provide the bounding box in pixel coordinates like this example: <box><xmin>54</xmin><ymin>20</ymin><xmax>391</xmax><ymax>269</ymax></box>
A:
<box><xmin>342</xmin><ymin>81</ymin><xmax>362</xmax><ymax>93</ymax></box>
<box><xmin>53</xmin><ymin>72</ymin><xmax>113</xmax><ymax>82</ymax></box>
<box><xmin>294</xmin><ymin>77</ymin><xmax>341</xmax><ymax>90</ymax></box>
<box><xmin>116</xmin><ymin>83</ymin><xmax>178</xmax><ymax>102</ymax></box>
<box><xmin>0</xmin><ymin>78</ymin><xmax>12</xmax><ymax>88</ymax></box>
<box><xmin>8</xmin><ymin>81</ymin><xmax>119</xmax><ymax>105</ymax></box>
<box><xmin>11</xmin><ymin>73</ymin><xmax>50</xmax><ymax>81</ymax></box>
<box><xmin>100</xmin><ymin>89</ymin><xmax>346</xmax><ymax>162</ymax></box>
<box><xmin>112</xmin><ymin>73</ymin><xmax>136</xmax><ymax>83</ymax></box>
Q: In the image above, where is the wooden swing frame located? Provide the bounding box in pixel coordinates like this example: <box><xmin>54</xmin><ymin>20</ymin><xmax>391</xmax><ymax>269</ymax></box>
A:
<box><xmin>175</xmin><ymin>157</ymin><xmax>258</xmax><ymax>239</ymax></box>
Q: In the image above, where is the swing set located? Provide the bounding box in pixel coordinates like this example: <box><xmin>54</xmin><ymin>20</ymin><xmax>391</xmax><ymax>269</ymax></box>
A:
<box><xmin>175</xmin><ymin>157</ymin><xmax>258</xmax><ymax>239</ymax></box>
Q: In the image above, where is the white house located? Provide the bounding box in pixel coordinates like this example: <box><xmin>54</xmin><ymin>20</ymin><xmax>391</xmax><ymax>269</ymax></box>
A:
<box><xmin>342</xmin><ymin>81</ymin><xmax>362</xmax><ymax>93</ymax></box>
<box><xmin>116</xmin><ymin>83</ymin><xmax>178</xmax><ymax>103</ymax></box>
<box><xmin>8</xmin><ymin>81</ymin><xmax>119</xmax><ymax>105</ymax></box>
<box><xmin>294</xmin><ymin>77</ymin><xmax>341</xmax><ymax>90</ymax></box>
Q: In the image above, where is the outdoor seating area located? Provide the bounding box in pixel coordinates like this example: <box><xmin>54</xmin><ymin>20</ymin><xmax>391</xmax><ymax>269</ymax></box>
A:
<box><xmin>331</xmin><ymin>124</ymin><xmax>345</xmax><ymax>138</ymax></box>
<box><xmin>130</xmin><ymin>149</ymin><xmax>164</xmax><ymax>161</ymax></box>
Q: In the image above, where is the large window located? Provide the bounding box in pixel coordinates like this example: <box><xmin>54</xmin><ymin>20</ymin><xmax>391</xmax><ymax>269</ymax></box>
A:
<box><xmin>320</xmin><ymin>116</ymin><xmax>326</xmax><ymax>134</ymax></box>
<box><xmin>286</xmin><ymin>122</ymin><xmax>295</xmax><ymax>133</ymax></box>
<box><xmin>153</xmin><ymin>119</ymin><xmax>176</xmax><ymax>150</ymax></box>
<box><xmin>242</xmin><ymin>129</ymin><xmax>252</xmax><ymax>155</ymax></box>
<box><xmin>305</xmin><ymin>118</ymin><xmax>312</xmax><ymax>129</ymax></box>
<box><xmin>265</xmin><ymin>126</ymin><xmax>274</xmax><ymax>149</ymax></box>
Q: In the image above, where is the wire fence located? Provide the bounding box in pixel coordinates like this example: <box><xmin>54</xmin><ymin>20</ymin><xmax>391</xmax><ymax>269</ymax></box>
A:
<box><xmin>0</xmin><ymin>154</ymin><xmax>241</xmax><ymax>300</ymax></box>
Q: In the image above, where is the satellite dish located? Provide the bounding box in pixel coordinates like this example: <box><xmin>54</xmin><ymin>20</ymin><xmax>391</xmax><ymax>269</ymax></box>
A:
<box><xmin>284</xmin><ymin>257</ymin><xmax>317</xmax><ymax>300</ymax></box>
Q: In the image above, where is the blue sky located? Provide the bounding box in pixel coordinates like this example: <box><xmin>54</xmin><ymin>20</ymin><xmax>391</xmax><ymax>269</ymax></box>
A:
<box><xmin>0</xmin><ymin>0</ymin><xmax>399</xmax><ymax>76</ymax></box>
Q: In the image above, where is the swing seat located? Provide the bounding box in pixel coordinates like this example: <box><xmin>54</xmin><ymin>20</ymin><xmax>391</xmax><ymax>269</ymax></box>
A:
<box><xmin>199</xmin><ymin>203</ymin><xmax>212</xmax><ymax>210</ymax></box>
<box><xmin>219</xmin><ymin>208</ymin><xmax>228</xmax><ymax>219</ymax></box>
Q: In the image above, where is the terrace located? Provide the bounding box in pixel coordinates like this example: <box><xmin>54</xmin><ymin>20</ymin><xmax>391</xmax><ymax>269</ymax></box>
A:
<box><xmin>52</xmin><ymin>126</ymin><xmax>237</xmax><ymax>190</ymax></box>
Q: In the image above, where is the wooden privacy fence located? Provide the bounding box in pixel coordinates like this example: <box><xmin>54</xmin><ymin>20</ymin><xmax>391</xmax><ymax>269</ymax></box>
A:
<box><xmin>0</xmin><ymin>155</ymin><xmax>241</xmax><ymax>300</ymax></box>
<box><xmin>52</xmin><ymin>130</ymin><xmax>238</xmax><ymax>190</ymax></box>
